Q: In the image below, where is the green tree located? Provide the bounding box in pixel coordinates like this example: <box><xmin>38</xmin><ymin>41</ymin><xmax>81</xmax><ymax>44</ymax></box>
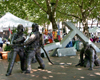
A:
<box><xmin>0</xmin><ymin>0</ymin><xmax>59</xmax><ymax>29</ymax></box>
<box><xmin>1</xmin><ymin>0</ymin><xmax>100</xmax><ymax>37</ymax></box>
<box><xmin>58</xmin><ymin>0</ymin><xmax>100</xmax><ymax>37</ymax></box>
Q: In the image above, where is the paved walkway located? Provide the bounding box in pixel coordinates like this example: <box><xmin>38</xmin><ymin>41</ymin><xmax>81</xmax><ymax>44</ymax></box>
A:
<box><xmin>0</xmin><ymin>43</ymin><xmax>100</xmax><ymax>80</ymax></box>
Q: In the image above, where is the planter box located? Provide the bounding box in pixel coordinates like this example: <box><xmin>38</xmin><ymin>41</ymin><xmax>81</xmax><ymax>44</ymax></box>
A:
<box><xmin>15</xmin><ymin>54</ymin><xmax>20</xmax><ymax>62</ymax></box>
<box><xmin>7</xmin><ymin>52</ymin><xmax>20</xmax><ymax>62</ymax></box>
<box><xmin>1</xmin><ymin>51</ymin><xmax>10</xmax><ymax>59</ymax></box>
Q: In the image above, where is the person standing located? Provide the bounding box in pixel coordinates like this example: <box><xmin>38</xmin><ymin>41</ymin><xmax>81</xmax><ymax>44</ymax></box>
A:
<box><xmin>0</xmin><ymin>37</ymin><xmax>3</xmax><ymax>48</ymax></box>
<box><xmin>0</xmin><ymin>47</ymin><xmax>3</xmax><ymax>59</ymax></box>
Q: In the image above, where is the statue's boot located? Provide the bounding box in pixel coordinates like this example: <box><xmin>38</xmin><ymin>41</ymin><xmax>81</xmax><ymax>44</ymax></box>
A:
<box><xmin>21</xmin><ymin>61</ymin><xmax>27</xmax><ymax>73</ymax></box>
<box><xmin>25</xmin><ymin>58</ymin><xmax>32</xmax><ymax>74</ymax></box>
<box><xmin>38</xmin><ymin>66</ymin><xmax>45</xmax><ymax>69</ymax></box>
<box><xmin>6</xmin><ymin>52</ymin><xmax>17</xmax><ymax>76</ymax></box>
<box><xmin>19</xmin><ymin>52</ymin><xmax>27</xmax><ymax>72</ymax></box>
<box><xmin>35</xmin><ymin>53</ymin><xmax>45</xmax><ymax>69</ymax></box>
<box><xmin>88</xmin><ymin>62</ymin><xmax>94</xmax><ymax>70</ymax></box>
<box><xmin>6</xmin><ymin>72</ymin><xmax>11</xmax><ymax>76</ymax></box>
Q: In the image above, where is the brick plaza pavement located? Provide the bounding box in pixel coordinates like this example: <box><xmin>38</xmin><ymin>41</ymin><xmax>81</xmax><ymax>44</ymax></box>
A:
<box><xmin>0</xmin><ymin>43</ymin><xmax>100</xmax><ymax>80</ymax></box>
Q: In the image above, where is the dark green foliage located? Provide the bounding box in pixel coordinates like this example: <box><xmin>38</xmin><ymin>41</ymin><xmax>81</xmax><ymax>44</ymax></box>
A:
<box><xmin>4</xmin><ymin>45</ymin><xmax>12</xmax><ymax>51</ymax></box>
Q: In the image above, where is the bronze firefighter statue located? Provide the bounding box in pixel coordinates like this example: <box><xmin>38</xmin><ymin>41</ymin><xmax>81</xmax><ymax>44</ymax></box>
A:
<box><xmin>6</xmin><ymin>24</ymin><xmax>26</xmax><ymax>76</ymax></box>
<box><xmin>76</xmin><ymin>42</ymin><xmax>100</xmax><ymax>70</ymax></box>
<box><xmin>24</xmin><ymin>23</ymin><xmax>45</xmax><ymax>73</ymax></box>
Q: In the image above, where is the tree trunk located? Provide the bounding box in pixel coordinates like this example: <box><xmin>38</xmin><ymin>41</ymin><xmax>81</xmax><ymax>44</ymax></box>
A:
<box><xmin>82</xmin><ymin>19</ymin><xmax>90</xmax><ymax>37</ymax></box>
<box><xmin>49</xmin><ymin>12</ymin><xmax>57</xmax><ymax>30</ymax></box>
<box><xmin>51</xmin><ymin>17</ymin><xmax>57</xmax><ymax>30</ymax></box>
<box><xmin>91</xmin><ymin>19</ymin><xmax>93</xmax><ymax>28</ymax></box>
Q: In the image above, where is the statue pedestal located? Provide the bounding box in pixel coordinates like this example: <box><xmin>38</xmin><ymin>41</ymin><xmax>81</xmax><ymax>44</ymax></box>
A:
<box><xmin>49</xmin><ymin>47</ymin><xmax>76</xmax><ymax>57</ymax></box>
<box><xmin>57</xmin><ymin>47</ymin><xmax>76</xmax><ymax>57</ymax></box>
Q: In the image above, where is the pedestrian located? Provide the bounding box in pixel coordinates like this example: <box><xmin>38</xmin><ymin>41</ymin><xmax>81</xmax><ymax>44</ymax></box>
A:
<box><xmin>0</xmin><ymin>37</ymin><xmax>3</xmax><ymax>48</ymax></box>
<box><xmin>0</xmin><ymin>47</ymin><xmax>3</xmax><ymax>59</ymax></box>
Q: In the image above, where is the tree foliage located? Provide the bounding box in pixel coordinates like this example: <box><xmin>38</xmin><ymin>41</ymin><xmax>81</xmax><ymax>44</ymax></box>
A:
<box><xmin>58</xmin><ymin>0</ymin><xmax>100</xmax><ymax>37</ymax></box>
<box><xmin>0</xmin><ymin>0</ymin><xmax>100</xmax><ymax>34</ymax></box>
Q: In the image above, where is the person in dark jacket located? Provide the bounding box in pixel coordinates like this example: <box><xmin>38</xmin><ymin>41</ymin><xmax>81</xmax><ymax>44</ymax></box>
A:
<box><xmin>0</xmin><ymin>47</ymin><xmax>3</xmax><ymax>59</ymax></box>
<box><xmin>0</xmin><ymin>37</ymin><xmax>3</xmax><ymax>48</ymax></box>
